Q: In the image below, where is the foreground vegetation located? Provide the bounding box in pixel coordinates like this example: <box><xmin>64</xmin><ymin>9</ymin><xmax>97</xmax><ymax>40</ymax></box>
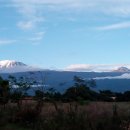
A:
<box><xmin>1</xmin><ymin>75</ymin><xmax>130</xmax><ymax>129</ymax></box>
<box><xmin>1</xmin><ymin>101</ymin><xmax>130</xmax><ymax>130</ymax></box>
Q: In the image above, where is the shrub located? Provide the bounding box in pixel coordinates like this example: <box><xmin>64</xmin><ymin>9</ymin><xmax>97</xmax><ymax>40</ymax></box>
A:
<box><xmin>15</xmin><ymin>107</ymin><xmax>39</xmax><ymax>127</ymax></box>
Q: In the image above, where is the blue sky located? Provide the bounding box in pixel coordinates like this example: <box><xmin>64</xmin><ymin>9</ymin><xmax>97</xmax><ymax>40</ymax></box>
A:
<box><xmin>1</xmin><ymin>0</ymin><xmax>130</xmax><ymax>70</ymax></box>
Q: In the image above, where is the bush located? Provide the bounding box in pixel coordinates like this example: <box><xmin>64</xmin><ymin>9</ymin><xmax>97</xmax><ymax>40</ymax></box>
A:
<box><xmin>15</xmin><ymin>107</ymin><xmax>39</xmax><ymax>127</ymax></box>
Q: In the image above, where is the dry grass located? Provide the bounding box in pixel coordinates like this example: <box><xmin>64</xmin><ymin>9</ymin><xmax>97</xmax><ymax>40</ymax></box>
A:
<box><xmin>1</xmin><ymin>101</ymin><xmax>130</xmax><ymax>130</ymax></box>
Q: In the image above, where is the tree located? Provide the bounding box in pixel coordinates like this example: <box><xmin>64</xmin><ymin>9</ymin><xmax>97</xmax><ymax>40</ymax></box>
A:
<box><xmin>34</xmin><ymin>71</ymin><xmax>50</xmax><ymax>99</ymax></box>
<box><xmin>9</xmin><ymin>76</ymin><xmax>30</xmax><ymax>98</ymax></box>
<box><xmin>123</xmin><ymin>91</ymin><xmax>130</xmax><ymax>101</ymax></box>
<box><xmin>8</xmin><ymin>75</ymin><xmax>32</xmax><ymax>109</ymax></box>
<box><xmin>74</xmin><ymin>76</ymin><xmax>96</xmax><ymax>88</ymax></box>
<box><xmin>99</xmin><ymin>90</ymin><xmax>115</xmax><ymax>102</ymax></box>
<box><xmin>35</xmin><ymin>90</ymin><xmax>44</xmax><ymax>99</ymax></box>
<box><xmin>0</xmin><ymin>76</ymin><xmax>9</xmax><ymax>105</ymax></box>
<box><xmin>16</xmin><ymin>76</ymin><xmax>31</xmax><ymax>96</ymax></box>
<box><xmin>64</xmin><ymin>76</ymin><xmax>97</xmax><ymax>101</ymax></box>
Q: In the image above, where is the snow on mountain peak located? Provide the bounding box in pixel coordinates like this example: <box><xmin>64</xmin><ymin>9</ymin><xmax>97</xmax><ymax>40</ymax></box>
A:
<box><xmin>0</xmin><ymin>60</ymin><xmax>27</xmax><ymax>68</ymax></box>
<box><xmin>0</xmin><ymin>60</ymin><xmax>42</xmax><ymax>73</ymax></box>
<box><xmin>113</xmin><ymin>67</ymin><xmax>130</xmax><ymax>72</ymax></box>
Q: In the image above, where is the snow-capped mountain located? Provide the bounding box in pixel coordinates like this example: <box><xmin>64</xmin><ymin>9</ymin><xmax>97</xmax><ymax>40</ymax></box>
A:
<box><xmin>0</xmin><ymin>60</ymin><xmax>42</xmax><ymax>73</ymax></box>
<box><xmin>0</xmin><ymin>60</ymin><xmax>27</xmax><ymax>68</ymax></box>
<box><xmin>113</xmin><ymin>67</ymin><xmax>130</xmax><ymax>72</ymax></box>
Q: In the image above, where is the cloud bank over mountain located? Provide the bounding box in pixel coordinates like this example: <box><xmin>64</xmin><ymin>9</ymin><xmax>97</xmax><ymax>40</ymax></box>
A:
<box><xmin>94</xmin><ymin>73</ymin><xmax>130</xmax><ymax>80</ymax></box>
<box><xmin>65</xmin><ymin>64</ymin><xmax>130</xmax><ymax>72</ymax></box>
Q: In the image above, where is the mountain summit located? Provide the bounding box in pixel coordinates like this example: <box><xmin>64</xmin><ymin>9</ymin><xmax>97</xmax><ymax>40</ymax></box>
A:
<box><xmin>0</xmin><ymin>60</ymin><xmax>42</xmax><ymax>73</ymax></box>
<box><xmin>0</xmin><ymin>60</ymin><xmax>27</xmax><ymax>68</ymax></box>
<box><xmin>113</xmin><ymin>67</ymin><xmax>130</xmax><ymax>72</ymax></box>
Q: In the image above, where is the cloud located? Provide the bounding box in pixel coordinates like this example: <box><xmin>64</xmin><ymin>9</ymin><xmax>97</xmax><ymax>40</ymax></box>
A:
<box><xmin>65</xmin><ymin>64</ymin><xmax>130</xmax><ymax>72</ymax></box>
<box><xmin>0</xmin><ymin>39</ymin><xmax>16</xmax><ymax>45</ymax></box>
<box><xmin>65</xmin><ymin>64</ymin><xmax>95</xmax><ymax>72</ymax></box>
<box><xmin>17</xmin><ymin>15</ymin><xmax>44</xmax><ymax>30</ymax></box>
<box><xmin>10</xmin><ymin>0</ymin><xmax>130</xmax><ymax>31</ymax></box>
<box><xmin>9</xmin><ymin>0</ymin><xmax>130</xmax><ymax>17</ymax></box>
<box><xmin>28</xmin><ymin>31</ymin><xmax>45</xmax><ymax>42</ymax></box>
<box><xmin>96</xmin><ymin>21</ymin><xmax>130</xmax><ymax>31</ymax></box>
<box><xmin>11</xmin><ymin>0</ymin><xmax>79</xmax><ymax>6</ymax></box>
<box><xmin>17</xmin><ymin>21</ymin><xmax>34</xmax><ymax>30</ymax></box>
<box><xmin>94</xmin><ymin>73</ymin><xmax>130</xmax><ymax>80</ymax></box>
<box><xmin>12</xmin><ymin>0</ymin><xmax>45</xmax><ymax>30</ymax></box>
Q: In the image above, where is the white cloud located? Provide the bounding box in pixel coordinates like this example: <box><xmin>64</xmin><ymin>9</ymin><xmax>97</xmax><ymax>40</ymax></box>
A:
<box><xmin>9</xmin><ymin>0</ymin><xmax>130</xmax><ymax>17</ymax></box>
<box><xmin>17</xmin><ymin>21</ymin><xmax>34</xmax><ymax>30</ymax></box>
<box><xmin>28</xmin><ymin>31</ymin><xmax>45</xmax><ymax>42</ymax></box>
<box><xmin>0</xmin><ymin>39</ymin><xmax>16</xmax><ymax>45</ymax></box>
<box><xmin>95</xmin><ymin>73</ymin><xmax>130</xmax><ymax>80</ymax></box>
<box><xmin>96</xmin><ymin>21</ymin><xmax>130</xmax><ymax>31</ymax></box>
<box><xmin>65</xmin><ymin>64</ymin><xmax>130</xmax><ymax>72</ymax></box>
<box><xmin>11</xmin><ymin>0</ymin><xmax>130</xmax><ymax>30</ymax></box>
<box><xmin>11</xmin><ymin>0</ymin><xmax>78</xmax><ymax>6</ymax></box>
<box><xmin>66</xmin><ymin>64</ymin><xmax>95</xmax><ymax>72</ymax></box>
<box><xmin>12</xmin><ymin>0</ymin><xmax>45</xmax><ymax>30</ymax></box>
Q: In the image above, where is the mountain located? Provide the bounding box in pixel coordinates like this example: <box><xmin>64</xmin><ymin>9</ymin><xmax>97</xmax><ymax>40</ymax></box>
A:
<box><xmin>113</xmin><ymin>67</ymin><xmax>130</xmax><ymax>72</ymax></box>
<box><xmin>0</xmin><ymin>60</ymin><xmax>42</xmax><ymax>73</ymax></box>
<box><xmin>1</xmin><ymin>60</ymin><xmax>130</xmax><ymax>93</ymax></box>
<box><xmin>0</xmin><ymin>60</ymin><xmax>27</xmax><ymax>68</ymax></box>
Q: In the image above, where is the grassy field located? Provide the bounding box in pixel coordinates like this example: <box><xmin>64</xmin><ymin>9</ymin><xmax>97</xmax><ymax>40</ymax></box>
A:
<box><xmin>1</xmin><ymin>101</ymin><xmax>130</xmax><ymax>130</ymax></box>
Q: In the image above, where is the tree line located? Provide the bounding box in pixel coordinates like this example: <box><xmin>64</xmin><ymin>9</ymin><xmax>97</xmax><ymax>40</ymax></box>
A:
<box><xmin>0</xmin><ymin>75</ymin><xmax>130</xmax><ymax>105</ymax></box>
